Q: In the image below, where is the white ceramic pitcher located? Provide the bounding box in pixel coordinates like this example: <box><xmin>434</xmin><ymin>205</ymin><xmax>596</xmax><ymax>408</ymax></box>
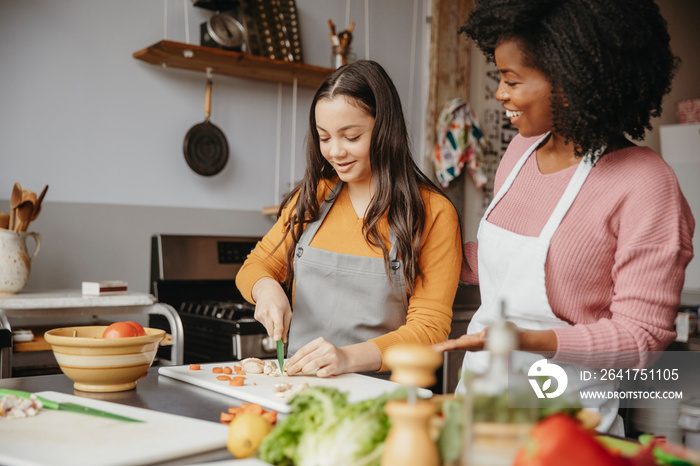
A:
<box><xmin>0</xmin><ymin>229</ymin><xmax>41</xmax><ymax>293</ymax></box>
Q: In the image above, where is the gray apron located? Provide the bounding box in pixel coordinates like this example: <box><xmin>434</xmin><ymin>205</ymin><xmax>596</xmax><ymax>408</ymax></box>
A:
<box><xmin>288</xmin><ymin>181</ymin><xmax>408</xmax><ymax>357</ymax></box>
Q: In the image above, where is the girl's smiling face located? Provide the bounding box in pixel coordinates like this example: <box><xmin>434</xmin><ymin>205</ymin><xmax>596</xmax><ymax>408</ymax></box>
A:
<box><xmin>495</xmin><ymin>39</ymin><xmax>554</xmax><ymax>137</ymax></box>
<box><xmin>315</xmin><ymin>96</ymin><xmax>375</xmax><ymax>189</ymax></box>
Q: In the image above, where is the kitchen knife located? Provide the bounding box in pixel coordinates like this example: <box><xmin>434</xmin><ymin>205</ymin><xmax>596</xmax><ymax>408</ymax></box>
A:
<box><xmin>276</xmin><ymin>339</ymin><xmax>285</xmax><ymax>373</ymax></box>
<box><xmin>0</xmin><ymin>388</ymin><xmax>143</xmax><ymax>423</ymax></box>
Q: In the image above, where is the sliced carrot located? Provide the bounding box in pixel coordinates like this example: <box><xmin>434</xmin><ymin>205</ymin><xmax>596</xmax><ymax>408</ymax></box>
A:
<box><xmin>189</xmin><ymin>364</ymin><xmax>201</xmax><ymax>371</ymax></box>
<box><xmin>262</xmin><ymin>410</ymin><xmax>278</xmax><ymax>424</ymax></box>
<box><xmin>241</xmin><ymin>402</ymin><xmax>264</xmax><ymax>415</ymax></box>
<box><xmin>229</xmin><ymin>376</ymin><xmax>246</xmax><ymax>387</ymax></box>
<box><xmin>220</xmin><ymin>412</ymin><xmax>235</xmax><ymax>424</ymax></box>
<box><xmin>228</xmin><ymin>406</ymin><xmax>244</xmax><ymax>415</ymax></box>
<box><xmin>212</xmin><ymin>367</ymin><xmax>223</xmax><ymax>374</ymax></box>
<box><xmin>222</xmin><ymin>366</ymin><xmax>233</xmax><ymax>374</ymax></box>
<box><xmin>216</xmin><ymin>375</ymin><xmax>232</xmax><ymax>381</ymax></box>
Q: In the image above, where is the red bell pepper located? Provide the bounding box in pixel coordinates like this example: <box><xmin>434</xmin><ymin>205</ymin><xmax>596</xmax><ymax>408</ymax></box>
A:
<box><xmin>513</xmin><ymin>414</ymin><xmax>637</xmax><ymax>466</ymax></box>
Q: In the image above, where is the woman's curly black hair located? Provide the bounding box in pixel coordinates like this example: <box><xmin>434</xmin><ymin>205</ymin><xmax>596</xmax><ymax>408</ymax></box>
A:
<box><xmin>461</xmin><ymin>0</ymin><xmax>679</xmax><ymax>157</ymax></box>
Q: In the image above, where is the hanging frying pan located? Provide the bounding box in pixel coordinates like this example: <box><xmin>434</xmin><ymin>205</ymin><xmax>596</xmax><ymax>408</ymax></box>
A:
<box><xmin>183</xmin><ymin>73</ymin><xmax>229</xmax><ymax>176</ymax></box>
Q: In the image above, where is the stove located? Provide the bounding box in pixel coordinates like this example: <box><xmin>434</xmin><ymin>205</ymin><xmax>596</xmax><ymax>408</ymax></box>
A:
<box><xmin>149</xmin><ymin>234</ymin><xmax>277</xmax><ymax>364</ymax></box>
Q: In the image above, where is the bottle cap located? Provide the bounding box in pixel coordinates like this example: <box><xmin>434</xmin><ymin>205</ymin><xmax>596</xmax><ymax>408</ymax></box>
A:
<box><xmin>486</xmin><ymin>301</ymin><xmax>518</xmax><ymax>354</ymax></box>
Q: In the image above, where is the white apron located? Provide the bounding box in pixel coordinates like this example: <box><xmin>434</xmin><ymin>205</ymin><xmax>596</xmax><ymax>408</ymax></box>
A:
<box><xmin>457</xmin><ymin>133</ymin><xmax>623</xmax><ymax>434</ymax></box>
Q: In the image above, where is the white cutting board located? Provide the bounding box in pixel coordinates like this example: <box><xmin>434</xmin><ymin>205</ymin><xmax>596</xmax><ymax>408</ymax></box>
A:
<box><xmin>0</xmin><ymin>391</ymin><xmax>229</xmax><ymax>466</ymax></box>
<box><xmin>158</xmin><ymin>361</ymin><xmax>431</xmax><ymax>414</ymax></box>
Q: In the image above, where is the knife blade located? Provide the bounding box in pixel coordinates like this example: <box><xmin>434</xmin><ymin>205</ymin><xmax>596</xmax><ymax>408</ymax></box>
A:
<box><xmin>276</xmin><ymin>339</ymin><xmax>285</xmax><ymax>373</ymax></box>
<box><xmin>0</xmin><ymin>388</ymin><xmax>143</xmax><ymax>423</ymax></box>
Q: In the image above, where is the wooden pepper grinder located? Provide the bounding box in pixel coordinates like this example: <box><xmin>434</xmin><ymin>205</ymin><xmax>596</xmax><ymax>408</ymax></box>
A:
<box><xmin>381</xmin><ymin>343</ymin><xmax>443</xmax><ymax>466</ymax></box>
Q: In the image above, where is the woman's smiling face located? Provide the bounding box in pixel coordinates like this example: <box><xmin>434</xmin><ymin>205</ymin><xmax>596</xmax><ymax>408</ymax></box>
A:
<box><xmin>495</xmin><ymin>39</ymin><xmax>554</xmax><ymax>137</ymax></box>
<box><xmin>315</xmin><ymin>96</ymin><xmax>375</xmax><ymax>189</ymax></box>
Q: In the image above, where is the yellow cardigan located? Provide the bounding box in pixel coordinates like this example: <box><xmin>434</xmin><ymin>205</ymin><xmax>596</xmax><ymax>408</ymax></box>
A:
<box><xmin>236</xmin><ymin>179</ymin><xmax>462</xmax><ymax>371</ymax></box>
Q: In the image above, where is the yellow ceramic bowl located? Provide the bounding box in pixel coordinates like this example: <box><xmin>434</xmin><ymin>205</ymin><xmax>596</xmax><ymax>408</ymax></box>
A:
<box><xmin>44</xmin><ymin>326</ymin><xmax>166</xmax><ymax>393</ymax></box>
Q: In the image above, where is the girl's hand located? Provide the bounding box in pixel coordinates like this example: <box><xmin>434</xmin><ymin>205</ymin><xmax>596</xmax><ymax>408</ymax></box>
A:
<box><xmin>251</xmin><ymin>277</ymin><xmax>292</xmax><ymax>342</ymax></box>
<box><xmin>432</xmin><ymin>329</ymin><xmax>488</xmax><ymax>353</ymax></box>
<box><xmin>286</xmin><ymin>339</ymin><xmax>381</xmax><ymax>377</ymax></box>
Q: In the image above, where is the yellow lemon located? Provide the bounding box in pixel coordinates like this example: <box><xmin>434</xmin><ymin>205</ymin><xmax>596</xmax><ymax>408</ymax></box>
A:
<box><xmin>227</xmin><ymin>412</ymin><xmax>273</xmax><ymax>458</ymax></box>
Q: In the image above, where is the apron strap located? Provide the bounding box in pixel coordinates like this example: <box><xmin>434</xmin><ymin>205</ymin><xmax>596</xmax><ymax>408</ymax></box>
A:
<box><xmin>297</xmin><ymin>180</ymin><xmax>399</xmax><ymax>260</ymax></box>
<box><xmin>539</xmin><ymin>144</ymin><xmax>603</xmax><ymax>242</ymax></box>
<box><xmin>297</xmin><ymin>181</ymin><xmax>344</xmax><ymax>247</ymax></box>
<box><xmin>539</xmin><ymin>157</ymin><xmax>594</xmax><ymax>242</ymax></box>
<box><xmin>388</xmin><ymin>231</ymin><xmax>398</xmax><ymax>261</ymax></box>
<box><xmin>478</xmin><ymin>132</ymin><xmax>550</xmax><ymax>239</ymax></box>
<box><xmin>486</xmin><ymin>132</ymin><xmax>550</xmax><ymax>217</ymax></box>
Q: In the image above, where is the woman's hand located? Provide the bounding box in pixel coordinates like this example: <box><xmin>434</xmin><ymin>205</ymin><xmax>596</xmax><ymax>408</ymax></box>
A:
<box><xmin>432</xmin><ymin>327</ymin><xmax>558</xmax><ymax>354</ymax></box>
<box><xmin>285</xmin><ymin>339</ymin><xmax>381</xmax><ymax>377</ymax></box>
<box><xmin>432</xmin><ymin>329</ymin><xmax>487</xmax><ymax>353</ymax></box>
<box><xmin>251</xmin><ymin>277</ymin><xmax>292</xmax><ymax>341</ymax></box>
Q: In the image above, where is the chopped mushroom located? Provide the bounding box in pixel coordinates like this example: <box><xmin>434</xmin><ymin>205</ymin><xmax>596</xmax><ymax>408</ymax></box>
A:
<box><xmin>264</xmin><ymin>360</ymin><xmax>283</xmax><ymax>376</ymax></box>
<box><xmin>273</xmin><ymin>382</ymin><xmax>309</xmax><ymax>399</ymax></box>
<box><xmin>0</xmin><ymin>394</ymin><xmax>43</xmax><ymax>419</ymax></box>
<box><xmin>241</xmin><ymin>358</ymin><xmax>265</xmax><ymax>374</ymax></box>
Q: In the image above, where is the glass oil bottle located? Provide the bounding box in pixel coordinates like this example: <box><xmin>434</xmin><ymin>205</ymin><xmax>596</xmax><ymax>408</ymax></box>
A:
<box><xmin>460</xmin><ymin>304</ymin><xmax>537</xmax><ymax>465</ymax></box>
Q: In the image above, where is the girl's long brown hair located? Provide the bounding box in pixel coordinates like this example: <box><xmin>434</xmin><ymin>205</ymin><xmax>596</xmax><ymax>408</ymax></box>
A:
<box><xmin>277</xmin><ymin>60</ymin><xmax>450</xmax><ymax>296</ymax></box>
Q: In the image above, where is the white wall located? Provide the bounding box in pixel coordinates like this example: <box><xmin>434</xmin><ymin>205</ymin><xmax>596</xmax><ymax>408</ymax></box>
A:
<box><xmin>648</xmin><ymin>0</ymin><xmax>700</xmax><ymax>153</ymax></box>
<box><xmin>0</xmin><ymin>0</ymin><xmax>430</xmax><ymax>292</ymax></box>
<box><xmin>0</xmin><ymin>0</ymin><xmax>428</xmax><ymax>211</ymax></box>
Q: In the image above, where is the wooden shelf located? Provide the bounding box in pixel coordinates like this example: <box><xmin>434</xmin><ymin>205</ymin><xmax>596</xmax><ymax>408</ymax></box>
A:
<box><xmin>261</xmin><ymin>205</ymin><xmax>279</xmax><ymax>216</ymax></box>
<box><xmin>133</xmin><ymin>40</ymin><xmax>334</xmax><ymax>88</ymax></box>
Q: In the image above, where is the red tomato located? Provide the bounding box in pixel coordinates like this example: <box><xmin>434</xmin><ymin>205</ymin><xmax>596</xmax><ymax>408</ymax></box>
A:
<box><xmin>102</xmin><ymin>322</ymin><xmax>141</xmax><ymax>338</ymax></box>
<box><xmin>123</xmin><ymin>321</ymin><xmax>146</xmax><ymax>336</ymax></box>
<box><xmin>513</xmin><ymin>414</ymin><xmax>633</xmax><ymax>466</ymax></box>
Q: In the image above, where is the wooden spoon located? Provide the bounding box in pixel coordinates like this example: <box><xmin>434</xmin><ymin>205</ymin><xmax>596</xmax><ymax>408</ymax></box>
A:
<box><xmin>8</xmin><ymin>182</ymin><xmax>22</xmax><ymax>231</ymax></box>
<box><xmin>15</xmin><ymin>201</ymin><xmax>34</xmax><ymax>232</ymax></box>
<box><xmin>20</xmin><ymin>190</ymin><xmax>37</xmax><ymax>213</ymax></box>
<box><xmin>30</xmin><ymin>185</ymin><xmax>49</xmax><ymax>221</ymax></box>
<box><xmin>0</xmin><ymin>211</ymin><xmax>9</xmax><ymax>229</ymax></box>
<box><xmin>15</xmin><ymin>191</ymin><xmax>36</xmax><ymax>233</ymax></box>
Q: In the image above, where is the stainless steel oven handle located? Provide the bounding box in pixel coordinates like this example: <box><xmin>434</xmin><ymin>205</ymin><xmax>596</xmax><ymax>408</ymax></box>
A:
<box><xmin>232</xmin><ymin>334</ymin><xmax>243</xmax><ymax>360</ymax></box>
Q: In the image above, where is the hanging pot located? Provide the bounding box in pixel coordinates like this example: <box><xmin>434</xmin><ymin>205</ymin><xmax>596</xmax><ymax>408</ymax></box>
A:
<box><xmin>183</xmin><ymin>74</ymin><xmax>229</xmax><ymax>176</ymax></box>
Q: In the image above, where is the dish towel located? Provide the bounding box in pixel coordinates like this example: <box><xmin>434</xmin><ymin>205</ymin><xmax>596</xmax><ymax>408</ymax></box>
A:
<box><xmin>433</xmin><ymin>98</ymin><xmax>488</xmax><ymax>188</ymax></box>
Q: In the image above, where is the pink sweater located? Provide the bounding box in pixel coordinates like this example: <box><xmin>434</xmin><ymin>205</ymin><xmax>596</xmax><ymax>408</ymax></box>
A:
<box><xmin>461</xmin><ymin>134</ymin><xmax>695</xmax><ymax>367</ymax></box>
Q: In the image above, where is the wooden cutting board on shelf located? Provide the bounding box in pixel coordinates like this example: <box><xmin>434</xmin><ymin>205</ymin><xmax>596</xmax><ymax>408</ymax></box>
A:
<box><xmin>159</xmin><ymin>361</ymin><xmax>432</xmax><ymax>413</ymax></box>
<box><xmin>13</xmin><ymin>334</ymin><xmax>51</xmax><ymax>352</ymax></box>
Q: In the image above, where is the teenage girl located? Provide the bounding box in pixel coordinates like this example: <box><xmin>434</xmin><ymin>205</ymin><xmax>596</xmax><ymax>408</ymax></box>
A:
<box><xmin>237</xmin><ymin>60</ymin><xmax>462</xmax><ymax>377</ymax></box>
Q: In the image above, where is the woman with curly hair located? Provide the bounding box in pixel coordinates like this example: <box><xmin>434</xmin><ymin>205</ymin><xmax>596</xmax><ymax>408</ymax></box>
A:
<box><xmin>433</xmin><ymin>0</ymin><xmax>694</xmax><ymax>433</ymax></box>
<box><xmin>236</xmin><ymin>60</ymin><xmax>462</xmax><ymax>378</ymax></box>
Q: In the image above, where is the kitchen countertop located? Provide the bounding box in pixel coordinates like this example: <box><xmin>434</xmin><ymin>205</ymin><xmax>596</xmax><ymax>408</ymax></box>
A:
<box><xmin>0</xmin><ymin>365</ymin><xmax>244</xmax><ymax>465</ymax></box>
<box><xmin>0</xmin><ymin>290</ymin><xmax>185</xmax><ymax>370</ymax></box>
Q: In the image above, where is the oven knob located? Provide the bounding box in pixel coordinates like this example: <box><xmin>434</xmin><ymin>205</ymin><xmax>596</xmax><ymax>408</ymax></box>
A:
<box><xmin>261</xmin><ymin>335</ymin><xmax>277</xmax><ymax>352</ymax></box>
